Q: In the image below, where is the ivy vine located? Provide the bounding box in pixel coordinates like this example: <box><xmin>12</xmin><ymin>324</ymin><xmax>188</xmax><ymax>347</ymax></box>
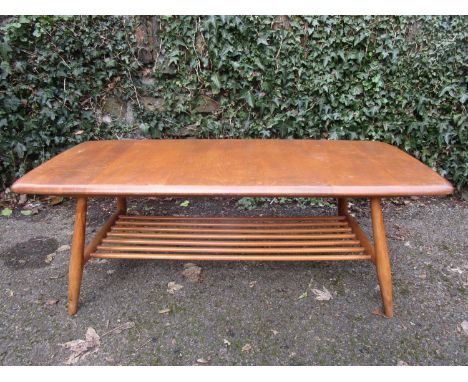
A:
<box><xmin>1</xmin><ymin>16</ymin><xmax>466</xmax><ymax>191</ymax></box>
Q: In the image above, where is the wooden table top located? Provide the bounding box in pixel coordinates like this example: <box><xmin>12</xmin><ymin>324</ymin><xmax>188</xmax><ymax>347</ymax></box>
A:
<box><xmin>11</xmin><ymin>139</ymin><xmax>453</xmax><ymax>197</ymax></box>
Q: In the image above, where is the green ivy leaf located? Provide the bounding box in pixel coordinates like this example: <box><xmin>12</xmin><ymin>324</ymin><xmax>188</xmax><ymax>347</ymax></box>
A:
<box><xmin>179</xmin><ymin>200</ymin><xmax>190</xmax><ymax>207</ymax></box>
<box><xmin>1</xmin><ymin>208</ymin><xmax>12</xmax><ymax>217</ymax></box>
<box><xmin>244</xmin><ymin>91</ymin><xmax>254</xmax><ymax>108</ymax></box>
<box><xmin>211</xmin><ymin>73</ymin><xmax>221</xmax><ymax>94</ymax></box>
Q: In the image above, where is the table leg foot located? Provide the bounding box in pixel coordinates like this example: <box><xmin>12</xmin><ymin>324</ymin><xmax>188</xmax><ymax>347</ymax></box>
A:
<box><xmin>370</xmin><ymin>197</ymin><xmax>393</xmax><ymax>318</ymax></box>
<box><xmin>68</xmin><ymin>197</ymin><xmax>87</xmax><ymax>316</ymax></box>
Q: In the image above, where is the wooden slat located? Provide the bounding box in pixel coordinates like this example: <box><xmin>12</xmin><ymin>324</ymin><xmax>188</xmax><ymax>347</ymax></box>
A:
<box><xmin>115</xmin><ymin>220</ymin><xmax>348</xmax><ymax>228</ymax></box>
<box><xmin>84</xmin><ymin>211</ymin><xmax>120</xmax><ymax>264</ymax></box>
<box><xmin>106</xmin><ymin>232</ymin><xmax>357</xmax><ymax>240</ymax></box>
<box><xmin>96</xmin><ymin>245</ymin><xmax>364</xmax><ymax>254</ymax></box>
<box><xmin>110</xmin><ymin>226</ymin><xmax>352</xmax><ymax>234</ymax></box>
<box><xmin>102</xmin><ymin>238</ymin><xmax>361</xmax><ymax>247</ymax></box>
<box><xmin>87</xmin><ymin>213</ymin><xmax>372</xmax><ymax>263</ymax></box>
<box><xmin>90</xmin><ymin>252</ymin><xmax>371</xmax><ymax>261</ymax></box>
<box><xmin>119</xmin><ymin>215</ymin><xmax>346</xmax><ymax>221</ymax></box>
<box><xmin>344</xmin><ymin>211</ymin><xmax>376</xmax><ymax>263</ymax></box>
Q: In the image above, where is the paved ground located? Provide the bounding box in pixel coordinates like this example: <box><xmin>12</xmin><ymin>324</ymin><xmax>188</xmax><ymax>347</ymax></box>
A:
<box><xmin>0</xmin><ymin>196</ymin><xmax>466</xmax><ymax>365</ymax></box>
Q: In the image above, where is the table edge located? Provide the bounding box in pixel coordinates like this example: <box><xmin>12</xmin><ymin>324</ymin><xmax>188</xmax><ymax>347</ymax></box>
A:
<box><xmin>11</xmin><ymin>183</ymin><xmax>454</xmax><ymax>197</ymax></box>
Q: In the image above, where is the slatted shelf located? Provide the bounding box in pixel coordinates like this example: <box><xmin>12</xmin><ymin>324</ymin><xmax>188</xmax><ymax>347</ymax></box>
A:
<box><xmin>89</xmin><ymin>215</ymin><xmax>372</xmax><ymax>262</ymax></box>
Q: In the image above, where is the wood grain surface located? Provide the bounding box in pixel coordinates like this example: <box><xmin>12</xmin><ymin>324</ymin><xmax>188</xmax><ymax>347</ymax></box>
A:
<box><xmin>11</xmin><ymin>139</ymin><xmax>453</xmax><ymax>197</ymax></box>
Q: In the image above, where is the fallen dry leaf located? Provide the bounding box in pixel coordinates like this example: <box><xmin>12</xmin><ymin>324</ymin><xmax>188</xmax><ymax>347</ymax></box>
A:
<box><xmin>49</xmin><ymin>196</ymin><xmax>64</xmax><ymax>206</ymax></box>
<box><xmin>249</xmin><ymin>281</ymin><xmax>257</xmax><ymax>288</ymax></box>
<box><xmin>461</xmin><ymin>321</ymin><xmax>468</xmax><ymax>336</ymax></box>
<box><xmin>241</xmin><ymin>343</ymin><xmax>252</xmax><ymax>352</ymax></box>
<box><xmin>62</xmin><ymin>327</ymin><xmax>100</xmax><ymax>365</ymax></box>
<box><xmin>311</xmin><ymin>287</ymin><xmax>332</xmax><ymax>301</ymax></box>
<box><xmin>45</xmin><ymin>253</ymin><xmax>55</xmax><ymax>264</ymax></box>
<box><xmin>158</xmin><ymin>308</ymin><xmax>171</xmax><ymax>314</ymax></box>
<box><xmin>397</xmin><ymin>360</ymin><xmax>409</xmax><ymax>366</ymax></box>
<box><xmin>182</xmin><ymin>263</ymin><xmax>202</xmax><ymax>283</ymax></box>
<box><xmin>106</xmin><ymin>270</ymin><xmax>115</xmax><ymax>275</ymax></box>
<box><xmin>56</xmin><ymin>244</ymin><xmax>70</xmax><ymax>252</ymax></box>
<box><xmin>167</xmin><ymin>281</ymin><xmax>184</xmax><ymax>294</ymax></box>
<box><xmin>196</xmin><ymin>358</ymin><xmax>209</xmax><ymax>364</ymax></box>
<box><xmin>271</xmin><ymin>330</ymin><xmax>279</xmax><ymax>336</ymax></box>
<box><xmin>223</xmin><ymin>338</ymin><xmax>231</xmax><ymax>346</ymax></box>
<box><xmin>46</xmin><ymin>299</ymin><xmax>59</xmax><ymax>305</ymax></box>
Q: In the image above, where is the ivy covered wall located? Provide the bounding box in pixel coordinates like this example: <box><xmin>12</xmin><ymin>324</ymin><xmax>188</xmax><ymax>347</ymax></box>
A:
<box><xmin>0</xmin><ymin>16</ymin><xmax>466</xmax><ymax>190</ymax></box>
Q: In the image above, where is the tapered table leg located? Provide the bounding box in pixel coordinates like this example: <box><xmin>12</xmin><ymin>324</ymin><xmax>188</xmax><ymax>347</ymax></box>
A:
<box><xmin>338</xmin><ymin>197</ymin><xmax>348</xmax><ymax>215</ymax></box>
<box><xmin>370</xmin><ymin>197</ymin><xmax>393</xmax><ymax>317</ymax></box>
<box><xmin>117</xmin><ymin>196</ymin><xmax>127</xmax><ymax>214</ymax></box>
<box><xmin>68</xmin><ymin>197</ymin><xmax>87</xmax><ymax>315</ymax></box>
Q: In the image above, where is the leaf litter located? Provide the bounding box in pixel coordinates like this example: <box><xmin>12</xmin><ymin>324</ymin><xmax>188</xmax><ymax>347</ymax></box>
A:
<box><xmin>297</xmin><ymin>278</ymin><xmax>333</xmax><ymax>301</ymax></box>
<box><xmin>167</xmin><ymin>281</ymin><xmax>184</xmax><ymax>294</ymax></box>
<box><xmin>181</xmin><ymin>263</ymin><xmax>202</xmax><ymax>283</ymax></box>
<box><xmin>61</xmin><ymin>322</ymin><xmax>135</xmax><ymax>364</ymax></box>
<box><xmin>62</xmin><ymin>327</ymin><xmax>100</xmax><ymax>365</ymax></box>
<box><xmin>311</xmin><ymin>287</ymin><xmax>333</xmax><ymax>301</ymax></box>
<box><xmin>461</xmin><ymin>321</ymin><xmax>468</xmax><ymax>336</ymax></box>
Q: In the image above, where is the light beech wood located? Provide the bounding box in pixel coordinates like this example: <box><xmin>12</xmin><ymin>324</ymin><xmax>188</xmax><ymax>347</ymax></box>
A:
<box><xmin>95</xmin><ymin>245</ymin><xmax>365</xmax><ymax>254</ymax></box>
<box><xmin>117</xmin><ymin>197</ymin><xmax>127</xmax><ymax>214</ymax></box>
<box><xmin>91</xmin><ymin>215</ymin><xmax>366</xmax><ymax>265</ymax></box>
<box><xmin>115</xmin><ymin>220</ymin><xmax>348</xmax><ymax>228</ymax></box>
<box><xmin>371</xmin><ymin>198</ymin><xmax>393</xmax><ymax>317</ymax></box>
<box><xmin>11</xmin><ymin>140</ymin><xmax>454</xmax><ymax>317</ymax></box>
<box><xmin>344</xmin><ymin>212</ymin><xmax>376</xmax><ymax>264</ymax></box>
<box><xmin>90</xmin><ymin>252</ymin><xmax>371</xmax><ymax>261</ymax></box>
<box><xmin>83</xmin><ymin>211</ymin><xmax>120</xmax><ymax>264</ymax></box>
<box><xmin>11</xmin><ymin>140</ymin><xmax>454</xmax><ymax>197</ymax></box>
<box><xmin>68</xmin><ymin>197</ymin><xmax>87</xmax><ymax>315</ymax></box>
<box><xmin>119</xmin><ymin>215</ymin><xmax>346</xmax><ymax>221</ymax></box>
<box><xmin>102</xmin><ymin>238</ymin><xmax>361</xmax><ymax>247</ymax></box>
<box><xmin>110</xmin><ymin>226</ymin><xmax>352</xmax><ymax>234</ymax></box>
<box><xmin>338</xmin><ymin>198</ymin><xmax>348</xmax><ymax>215</ymax></box>
<box><xmin>107</xmin><ymin>232</ymin><xmax>357</xmax><ymax>240</ymax></box>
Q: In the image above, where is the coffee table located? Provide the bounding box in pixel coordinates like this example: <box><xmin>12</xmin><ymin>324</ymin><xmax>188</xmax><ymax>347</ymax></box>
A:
<box><xmin>11</xmin><ymin>139</ymin><xmax>453</xmax><ymax>317</ymax></box>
